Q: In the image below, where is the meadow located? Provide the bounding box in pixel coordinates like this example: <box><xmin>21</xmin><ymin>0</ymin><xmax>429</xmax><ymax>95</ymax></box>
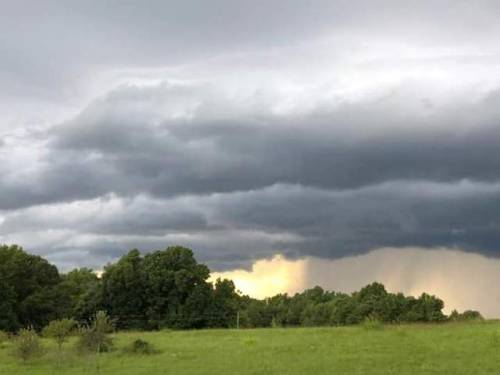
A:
<box><xmin>1</xmin><ymin>322</ymin><xmax>499</xmax><ymax>375</ymax></box>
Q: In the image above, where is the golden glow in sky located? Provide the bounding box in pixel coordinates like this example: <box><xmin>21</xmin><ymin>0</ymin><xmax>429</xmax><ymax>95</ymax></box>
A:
<box><xmin>210</xmin><ymin>255</ymin><xmax>306</xmax><ymax>299</ymax></box>
<box><xmin>211</xmin><ymin>248</ymin><xmax>500</xmax><ymax>318</ymax></box>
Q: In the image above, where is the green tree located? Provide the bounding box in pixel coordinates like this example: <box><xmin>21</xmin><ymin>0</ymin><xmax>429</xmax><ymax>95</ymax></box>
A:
<box><xmin>60</xmin><ymin>268</ymin><xmax>99</xmax><ymax>317</ymax></box>
<box><xmin>20</xmin><ymin>286</ymin><xmax>72</xmax><ymax>330</ymax></box>
<box><xmin>330</xmin><ymin>294</ymin><xmax>361</xmax><ymax>325</ymax></box>
<box><xmin>245</xmin><ymin>300</ymin><xmax>273</xmax><ymax>327</ymax></box>
<box><xmin>402</xmin><ymin>293</ymin><xmax>446</xmax><ymax>322</ymax></box>
<box><xmin>285</xmin><ymin>294</ymin><xmax>309</xmax><ymax>326</ymax></box>
<box><xmin>100</xmin><ymin>249</ymin><xmax>146</xmax><ymax>329</ymax></box>
<box><xmin>0</xmin><ymin>278</ymin><xmax>18</xmax><ymax>331</ymax></box>
<box><xmin>208</xmin><ymin>279</ymin><xmax>240</xmax><ymax>328</ymax></box>
<box><xmin>266</xmin><ymin>294</ymin><xmax>290</xmax><ymax>327</ymax></box>
<box><xmin>449</xmin><ymin>309</ymin><xmax>483</xmax><ymax>322</ymax></box>
<box><xmin>142</xmin><ymin>246</ymin><xmax>210</xmax><ymax>328</ymax></box>
<box><xmin>301</xmin><ymin>302</ymin><xmax>332</xmax><ymax>326</ymax></box>
<box><xmin>353</xmin><ymin>282</ymin><xmax>390</xmax><ymax>321</ymax></box>
<box><xmin>181</xmin><ymin>282</ymin><xmax>213</xmax><ymax>328</ymax></box>
<box><xmin>0</xmin><ymin>245</ymin><xmax>63</xmax><ymax>330</ymax></box>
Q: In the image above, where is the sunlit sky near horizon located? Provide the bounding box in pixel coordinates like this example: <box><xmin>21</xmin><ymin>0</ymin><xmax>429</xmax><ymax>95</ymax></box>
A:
<box><xmin>2</xmin><ymin>0</ymin><xmax>500</xmax><ymax>315</ymax></box>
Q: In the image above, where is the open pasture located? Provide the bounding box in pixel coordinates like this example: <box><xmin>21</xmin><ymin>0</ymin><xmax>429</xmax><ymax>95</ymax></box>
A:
<box><xmin>1</xmin><ymin>322</ymin><xmax>499</xmax><ymax>375</ymax></box>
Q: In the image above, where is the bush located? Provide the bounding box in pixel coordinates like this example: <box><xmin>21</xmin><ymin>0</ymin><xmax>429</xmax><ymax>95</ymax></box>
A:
<box><xmin>14</xmin><ymin>327</ymin><xmax>42</xmax><ymax>363</ymax></box>
<box><xmin>43</xmin><ymin>318</ymin><xmax>77</xmax><ymax>368</ymax></box>
<box><xmin>43</xmin><ymin>318</ymin><xmax>76</xmax><ymax>349</ymax></box>
<box><xmin>77</xmin><ymin>311</ymin><xmax>114</xmax><ymax>353</ymax></box>
<box><xmin>124</xmin><ymin>339</ymin><xmax>159</xmax><ymax>355</ymax></box>
<box><xmin>362</xmin><ymin>316</ymin><xmax>383</xmax><ymax>330</ymax></box>
<box><xmin>0</xmin><ymin>330</ymin><xmax>9</xmax><ymax>347</ymax></box>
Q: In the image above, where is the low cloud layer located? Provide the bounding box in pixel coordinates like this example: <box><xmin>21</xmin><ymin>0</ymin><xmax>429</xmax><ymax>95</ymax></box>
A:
<box><xmin>2</xmin><ymin>80</ymin><xmax>500</xmax><ymax>270</ymax></box>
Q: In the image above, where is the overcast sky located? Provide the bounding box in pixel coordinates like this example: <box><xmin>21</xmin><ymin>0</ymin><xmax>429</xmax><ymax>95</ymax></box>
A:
<box><xmin>2</xmin><ymin>1</ymin><xmax>500</xmax><ymax>308</ymax></box>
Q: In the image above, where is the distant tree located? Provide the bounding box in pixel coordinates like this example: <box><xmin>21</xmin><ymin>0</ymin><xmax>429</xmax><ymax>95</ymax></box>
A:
<box><xmin>100</xmin><ymin>249</ymin><xmax>146</xmax><ymax>329</ymax></box>
<box><xmin>449</xmin><ymin>309</ymin><xmax>460</xmax><ymax>321</ymax></box>
<box><xmin>285</xmin><ymin>293</ymin><xmax>309</xmax><ymax>326</ymax></box>
<box><xmin>0</xmin><ymin>278</ymin><xmax>18</xmax><ymax>331</ymax></box>
<box><xmin>245</xmin><ymin>300</ymin><xmax>273</xmax><ymax>328</ymax></box>
<box><xmin>301</xmin><ymin>302</ymin><xmax>332</xmax><ymax>326</ymax></box>
<box><xmin>73</xmin><ymin>282</ymin><xmax>105</xmax><ymax>323</ymax></box>
<box><xmin>266</xmin><ymin>294</ymin><xmax>290</xmax><ymax>327</ymax></box>
<box><xmin>60</xmin><ymin>268</ymin><xmax>99</xmax><ymax>316</ymax></box>
<box><xmin>353</xmin><ymin>282</ymin><xmax>389</xmax><ymax>321</ymax></box>
<box><xmin>20</xmin><ymin>286</ymin><xmax>72</xmax><ymax>331</ymax></box>
<box><xmin>142</xmin><ymin>246</ymin><xmax>210</xmax><ymax>329</ymax></box>
<box><xmin>303</xmin><ymin>286</ymin><xmax>328</xmax><ymax>304</ymax></box>
<box><xmin>403</xmin><ymin>293</ymin><xmax>446</xmax><ymax>322</ymax></box>
<box><xmin>208</xmin><ymin>279</ymin><xmax>240</xmax><ymax>328</ymax></box>
<box><xmin>462</xmin><ymin>310</ymin><xmax>483</xmax><ymax>321</ymax></box>
<box><xmin>0</xmin><ymin>245</ymin><xmax>63</xmax><ymax>330</ymax></box>
<box><xmin>330</xmin><ymin>294</ymin><xmax>361</xmax><ymax>325</ymax></box>
<box><xmin>181</xmin><ymin>282</ymin><xmax>213</xmax><ymax>328</ymax></box>
<box><xmin>385</xmin><ymin>292</ymin><xmax>411</xmax><ymax>323</ymax></box>
<box><xmin>449</xmin><ymin>309</ymin><xmax>483</xmax><ymax>322</ymax></box>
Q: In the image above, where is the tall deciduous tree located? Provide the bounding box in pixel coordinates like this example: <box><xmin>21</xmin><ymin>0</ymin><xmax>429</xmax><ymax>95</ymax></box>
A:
<box><xmin>0</xmin><ymin>245</ymin><xmax>63</xmax><ymax>330</ymax></box>
<box><xmin>142</xmin><ymin>246</ymin><xmax>210</xmax><ymax>329</ymax></box>
<box><xmin>100</xmin><ymin>249</ymin><xmax>146</xmax><ymax>329</ymax></box>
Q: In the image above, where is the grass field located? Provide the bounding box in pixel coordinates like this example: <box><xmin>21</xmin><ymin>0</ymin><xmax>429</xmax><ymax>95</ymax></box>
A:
<box><xmin>1</xmin><ymin>322</ymin><xmax>500</xmax><ymax>374</ymax></box>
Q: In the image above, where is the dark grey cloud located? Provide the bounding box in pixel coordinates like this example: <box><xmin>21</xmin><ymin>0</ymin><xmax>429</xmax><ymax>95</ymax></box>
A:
<box><xmin>2</xmin><ymin>179</ymin><xmax>500</xmax><ymax>271</ymax></box>
<box><xmin>216</xmin><ymin>182</ymin><xmax>500</xmax><ymax>259</ymax></box>
<box><xmin>3</xmin><ymin>83</ymin><xmax>497</xmax><ymax>208</ymax></box>
<box><xmin>2</xmin><ymin>78</ymin><xmax>500</xmax><ymax>269</ymax></box>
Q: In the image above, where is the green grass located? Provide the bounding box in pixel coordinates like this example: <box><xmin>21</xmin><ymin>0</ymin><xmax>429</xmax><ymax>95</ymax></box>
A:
<box><xmin>1</xmin><ymin>322</ymin><xmax>500</xmax><ymax>374</ymax></box>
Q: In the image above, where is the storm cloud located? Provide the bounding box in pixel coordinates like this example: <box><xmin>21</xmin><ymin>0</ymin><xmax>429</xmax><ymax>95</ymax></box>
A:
<box><xmin>1</xmin><ymin>1</ymin><xmax>500</xmax><ymax>275</ymax></box>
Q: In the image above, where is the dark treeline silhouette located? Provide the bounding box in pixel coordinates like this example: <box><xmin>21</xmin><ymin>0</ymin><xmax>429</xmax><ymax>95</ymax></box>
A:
<box><xmin>0</xmin><ymin>244</ymin><xmax>481</xmax><ymax>332</ymax></box>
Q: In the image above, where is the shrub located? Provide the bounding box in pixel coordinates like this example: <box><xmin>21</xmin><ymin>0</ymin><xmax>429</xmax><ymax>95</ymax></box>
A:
<box><xmin>0</xmin><ymin>330</ymin><xmax>9</xmax><ymax>347</ymax></box>
<box><xmin>124</xmin><ymin>339</ymin><xmax>159</xmax><ymax>355</ymax></box>
<box><xmin>362</xmin><ymin>316</ymin><xmax>383</xmax><ymax>330</ymax></box>
<box><xmin>43</xmin><ymin>318</ymin><xmax>77</xmax><ymax>368</ymax></box>
<box><xmin>43</xmin><ymin>318</ymin><xmax>77</xmax><ymax>349</ymax></box>
<box><xmin>14</xmin><ymin>327</ymin><xmax>42</xmax><ymax>363</ymax></box>
<box><xmin>77</xmin><ymin>311</ymin><xmax>114</xmax><ymax>353</ymax></box>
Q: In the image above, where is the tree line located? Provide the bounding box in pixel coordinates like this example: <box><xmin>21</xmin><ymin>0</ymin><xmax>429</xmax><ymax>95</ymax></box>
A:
<box><xmin>0</xmin><ymin>244</ymin><xmax>481</xmax><ymax>332</ymax></box>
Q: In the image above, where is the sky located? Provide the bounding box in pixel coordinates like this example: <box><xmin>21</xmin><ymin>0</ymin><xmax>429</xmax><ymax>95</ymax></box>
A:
<box><xmin>2</xmin><ymin>0</ymin><xmax>500</xmax><ymax>315</ymax></box>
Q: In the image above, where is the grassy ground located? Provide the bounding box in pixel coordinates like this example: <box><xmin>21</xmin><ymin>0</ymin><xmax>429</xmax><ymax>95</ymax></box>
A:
<box><xmin>1</xmin><ymin>322</ymin><xmax>500</xmax><ymax>374</ymax></box>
